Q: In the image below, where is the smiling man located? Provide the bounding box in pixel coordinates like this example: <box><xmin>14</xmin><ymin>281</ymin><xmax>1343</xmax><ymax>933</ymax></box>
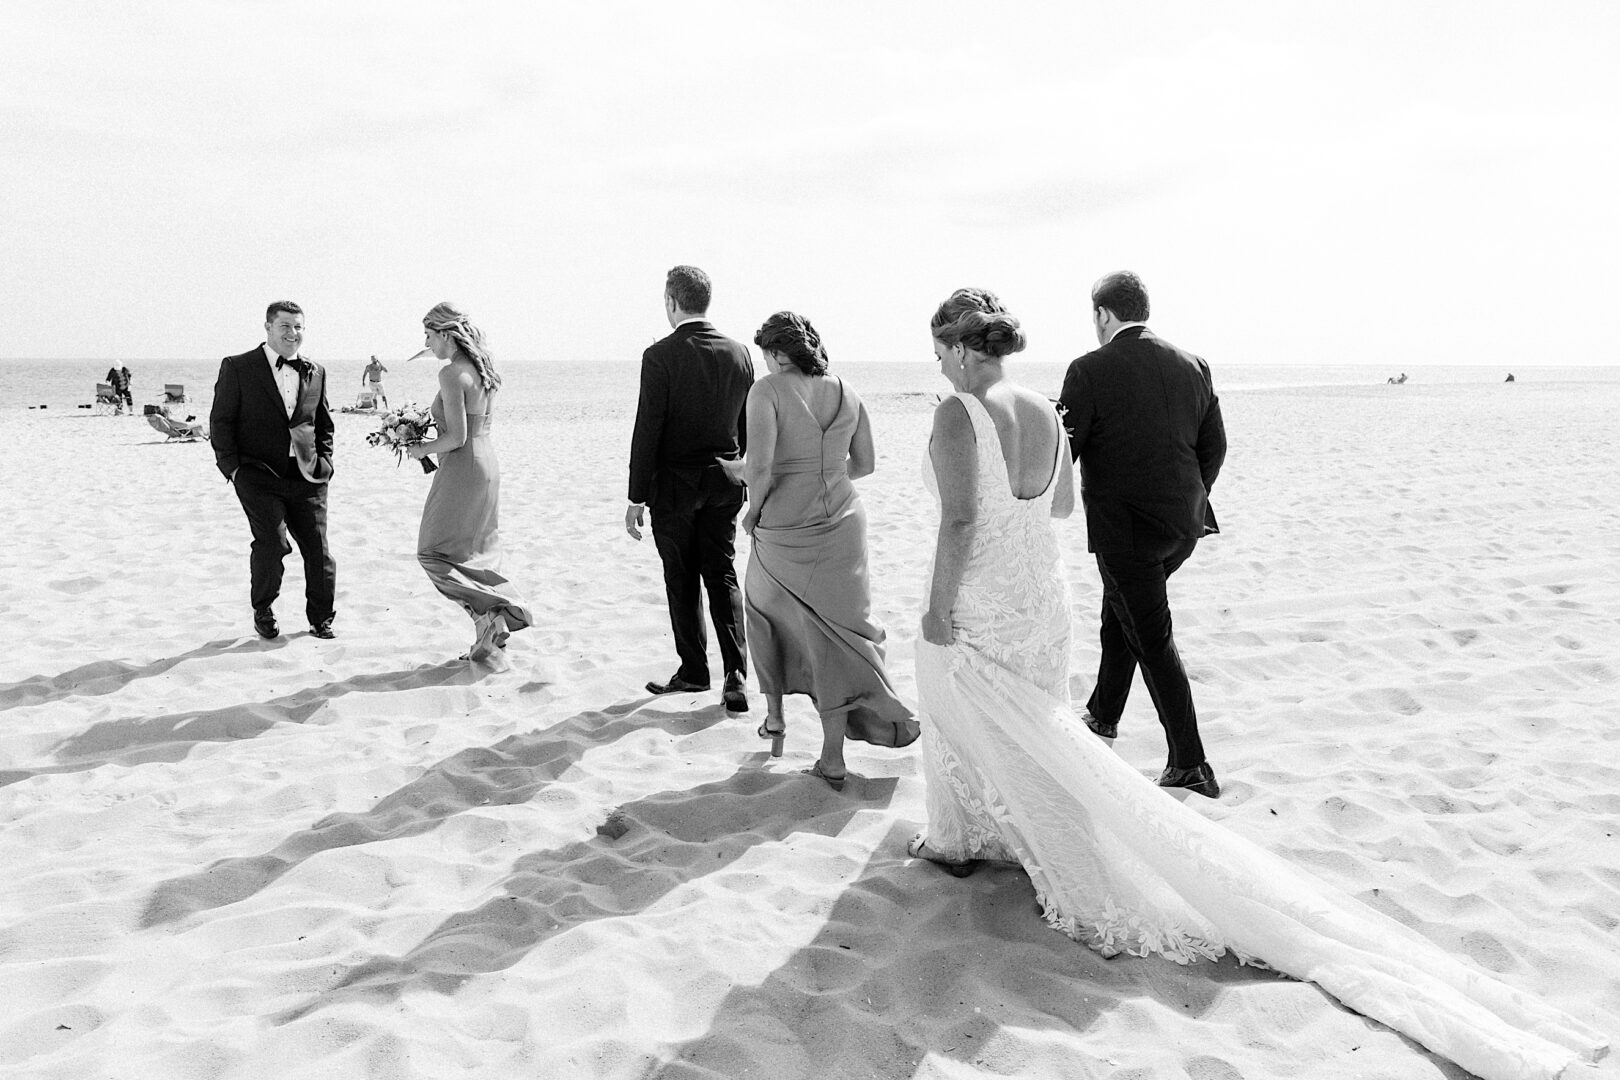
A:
<box><xmin>209</xmin><ymin>301</ymin><xmax>338</xmax><ymax>641</ymax></box>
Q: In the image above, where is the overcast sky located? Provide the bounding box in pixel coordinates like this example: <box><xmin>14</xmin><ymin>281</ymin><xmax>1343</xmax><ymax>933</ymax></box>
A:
<box><xmin>5</xmin><ymin>0</ymin><xmax>1617</xmax><ymax>368</ymax></box>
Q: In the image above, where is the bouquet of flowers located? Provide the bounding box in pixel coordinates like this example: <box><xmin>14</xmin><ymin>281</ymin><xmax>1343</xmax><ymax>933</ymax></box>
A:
<box><xmin>367</xmin><ymin>403</ymin><xmax>438</xmax><ymax>473</ymax></box>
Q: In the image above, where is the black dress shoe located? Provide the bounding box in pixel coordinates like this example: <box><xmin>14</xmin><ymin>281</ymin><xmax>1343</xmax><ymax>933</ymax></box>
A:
<box><xmin>1081</xmin><ymin>709</ymin><xmax>1117</xmax><ymax>740</ymax></box>
<box><xmin>646</xmin><ymin>673</ymin><xmax>710</xmax><ymax>695</ymax></box>
<box><xmin>1157</xmin><ymin>762</ymin><xmax>1221</xmax><ymax>799</ymax></box>
<box><xmin>722</xmin><ymin>672</ymin><xmax>749</xmax><ymax>713</ymax></box>
<box><xmin>254</xmin><ymin>609</ymin><xmax>279</xmax><ymax>640</ymax></box>
<box><xmin>310</xmin><ymin>618</ymin><xmax>336</xmax><ymax>639</ymax></box>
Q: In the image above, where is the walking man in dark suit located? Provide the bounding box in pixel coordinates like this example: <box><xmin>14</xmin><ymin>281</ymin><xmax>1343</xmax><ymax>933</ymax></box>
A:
<box><xmin>1059</xmin><ymin>272</ymin><xmax>1226</xmax><ymax>798</ymax></box>
<box><xmin>210</xmin><ymin>301</ymin><xmax>338</xmax><ymax>641</ymax></box>
<box><xmin>625</xmin><ymin>266</ymin><xmax>754</xmax><ymax>712</ymax></box>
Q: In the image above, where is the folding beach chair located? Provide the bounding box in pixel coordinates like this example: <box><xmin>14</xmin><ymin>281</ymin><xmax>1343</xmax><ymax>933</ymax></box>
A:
<box><xmin>95</xmin><ymin>383</ymin><xmax>121</xmax><ymax>414</ymax></box>
<box><xmin>354</xmin><ymin>387</ymin><xmax>379</xmax><ymax>410</ymax></box>
<box><xmin>146</xmin><ymin>411</ymin><xmax>207</xmax><ymax>441</ymax></box>
<box><xmin>164</xmin><ymin>383</ymin><xmax>187</xmax><ymax>405</ymax></box>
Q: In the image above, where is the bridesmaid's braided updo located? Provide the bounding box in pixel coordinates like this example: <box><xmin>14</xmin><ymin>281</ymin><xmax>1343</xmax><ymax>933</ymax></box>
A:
<box><xmin>754</xmin><ymin>311</ymin><xmax>830</xmax><ymax>376</ymax></box>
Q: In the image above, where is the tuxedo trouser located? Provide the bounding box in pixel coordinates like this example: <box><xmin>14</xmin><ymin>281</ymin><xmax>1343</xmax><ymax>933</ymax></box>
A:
<box><xmin>651</xmin><ymin>483</ymin><xmax>747</xmax><ymax>684</ymax></box>
<box><xmin>233</xmin><ymin>462</ymin><xmax>336</xmax><ymax>626</ymax></box>
<box><xmin>1085</xmin><ymin>537</ymin><xmax>1205</xmax><ymax>769</ymax></box>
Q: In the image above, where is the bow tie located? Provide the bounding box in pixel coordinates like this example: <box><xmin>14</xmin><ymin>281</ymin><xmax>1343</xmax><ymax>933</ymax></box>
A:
<box><xmin>276</xmin><ymin>356</ymin><xmax>301</xmax><ymax>373</ymax></box>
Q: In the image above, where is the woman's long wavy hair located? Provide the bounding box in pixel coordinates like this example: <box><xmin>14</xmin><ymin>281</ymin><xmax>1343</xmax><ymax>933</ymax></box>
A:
<box><xmin>929</xmin><ymin>287</ymin><xmax>1027</xmax><ymax>359</ymax></box>
<box><xmin>424</xmin><ymin>301</ymin><xmax>502</xmax><ymax>391</ymax></box>
<box><xmin>754</xmin><ymin>311</ymin><xmax>829</xmax><ymax>376</ymax></box>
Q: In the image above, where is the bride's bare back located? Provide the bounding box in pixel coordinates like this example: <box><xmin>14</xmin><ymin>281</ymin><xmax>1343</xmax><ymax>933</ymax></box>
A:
<box><xmin>976</xmin><ymin>382</ymin><xmax>1064</xmax><ymax>499</ymax></box>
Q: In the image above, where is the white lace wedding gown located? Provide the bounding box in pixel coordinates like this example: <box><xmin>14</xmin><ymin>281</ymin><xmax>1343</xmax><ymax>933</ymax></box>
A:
<box><xmin>917</xmin><ymin>392</ymin><xmax>1606</xmax><ymax>1080</ymax></box>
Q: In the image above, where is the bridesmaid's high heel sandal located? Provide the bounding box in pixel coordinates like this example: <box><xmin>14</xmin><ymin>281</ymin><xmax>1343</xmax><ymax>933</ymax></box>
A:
<box><xmin>758</xmin><ymin>717</ymin><xmax>786</xmax><ymax>758</ymax></box>
<box><xmin>468</xmin><ymin>612</ymin><xmax>504</xmax><ymax>662</ymax></box>
<box><xmin>804</xmin><ymin>760</ymin><xmax>846</xmax><ymax>792</ymax></box>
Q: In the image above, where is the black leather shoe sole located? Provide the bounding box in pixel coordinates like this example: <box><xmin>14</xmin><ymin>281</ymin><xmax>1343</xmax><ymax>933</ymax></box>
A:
<box><xmin>647</xmin><ymin>676</ymin><xmax>710</xmax><ymax>695</ymax></box>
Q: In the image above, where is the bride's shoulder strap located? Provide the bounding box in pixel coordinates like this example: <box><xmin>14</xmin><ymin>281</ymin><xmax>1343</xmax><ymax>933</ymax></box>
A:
<box><xmin>953</xmin><ymin>390</ymin><xmax>993</xmax><ymax>430</ymax></box>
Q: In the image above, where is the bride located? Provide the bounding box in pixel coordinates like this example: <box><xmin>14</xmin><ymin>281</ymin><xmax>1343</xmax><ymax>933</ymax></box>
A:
<box><xmin>910</xmin><ymin>287</ymin><xmax>1606</xmax><ymax>1080</ymax></box>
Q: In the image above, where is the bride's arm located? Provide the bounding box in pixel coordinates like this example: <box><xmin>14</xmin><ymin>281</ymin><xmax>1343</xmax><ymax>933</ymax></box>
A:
<box><xmin>923</xmin><ymin>398</ymin><xmax>977</xmax><ymax>646</ymax></box>
<box><xmin>739</xmin><ymin>382</ymin><xmax>778</xmax><ymax>532</ymax></box>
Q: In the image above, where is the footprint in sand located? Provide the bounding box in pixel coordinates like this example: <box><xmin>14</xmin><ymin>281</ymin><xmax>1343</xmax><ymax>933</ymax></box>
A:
<box><xmin>47</xmin><ymin>577</ymin><xmax>101</xmax><ymax>595</ymax></box>
<box><xmin>1186</xmin><ymin>1055</ymin><xmax>1246</xmax><ymax>1080</ymax></box>
<box><xmin>1460</xmin><ymin>930</ymin><xmax>1516</xmax><ymax>973</ymax></box>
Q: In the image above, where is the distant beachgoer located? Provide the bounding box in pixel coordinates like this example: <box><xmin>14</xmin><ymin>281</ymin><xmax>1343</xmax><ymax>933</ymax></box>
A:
<box><xmin>106</xmin><ymin>365</ymin><xmax>133</xmax><ymax>412</ymax></box>
<box><xmin>362</xmin><ymin>355</ymin><xmax>389</xmax><ymax>409</ymax></box>
<box><xmin>1505</xmin><ymin>372</ymin><xmax>1516</xmax><ymax>382</ymax></box>
<box><xmin>406</xmin><ymin>302</ymin><xmax>532</xmax><ymax>664</ymax></box>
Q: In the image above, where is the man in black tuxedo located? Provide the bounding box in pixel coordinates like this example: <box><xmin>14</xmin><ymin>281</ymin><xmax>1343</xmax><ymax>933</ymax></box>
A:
<box><xmin>625</xmin><ymin>266</ymin><xmax>754</xmax><ymax>712</ymax></box>
<box><xmin>210</xmin><ymin>301</ymin><xmax>337</xmax><ymax>640</ymax></box>
<box><xmin>1059</xmin><ymin>272</ymin><xmax>1226</xmax><ymax>798</ymax></box>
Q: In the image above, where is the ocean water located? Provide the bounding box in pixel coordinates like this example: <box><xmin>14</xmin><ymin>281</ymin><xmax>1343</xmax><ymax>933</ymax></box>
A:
<box><xmin>4</xmin><ymin>356</ymin><xmax>1617</xmax><ymax>418</ymax></box>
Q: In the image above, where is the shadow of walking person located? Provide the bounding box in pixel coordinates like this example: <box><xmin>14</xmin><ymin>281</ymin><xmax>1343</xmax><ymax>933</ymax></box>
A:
<box><xmin>2</xmin><ymin>660</ymin><xmax>479</xmax><ymax>790</ymax></box>
<box><xmin>272</xmin><ymin>767</ymin><xmax>899</xmax><ymax>1025</ymax></box>
<box><xmin>0</xmin><ymin>635</ymin><xmax>288</xmax><ymax>712</ymax></box>
<box><xmin>140</xmin><ymin>698</ymin><xmax>738</xmax><ymax>928</ymax></box>
<box><xmin>650</xmin><ymin>820</ymin><xmax>1285</xmax><ymax>1079</ymax></box>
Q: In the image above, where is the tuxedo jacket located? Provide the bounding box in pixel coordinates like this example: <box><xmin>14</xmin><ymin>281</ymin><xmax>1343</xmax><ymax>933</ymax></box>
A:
<box><xmin>210</xmin><ymin>346</ymin><xmax>335</xmax><ymax>483</ymax></box>
<box><xmin>1058</xmin><ymin>326</ymin><xmax>1226</xmax><ymax>554</ymax></box>
<box><xmin>627</xmin><ymin>320</ymin><xmax>754</xmax><ymax>508</ymax></box>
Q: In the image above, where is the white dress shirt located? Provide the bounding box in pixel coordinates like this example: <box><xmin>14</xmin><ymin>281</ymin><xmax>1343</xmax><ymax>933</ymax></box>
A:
<box><xmin>262</xmin><ymin>344</ymin><xmax>300</xmax><ymax>417</ymax></box>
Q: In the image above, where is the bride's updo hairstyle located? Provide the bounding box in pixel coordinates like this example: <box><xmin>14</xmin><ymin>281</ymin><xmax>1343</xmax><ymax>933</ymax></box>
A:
<box><xmin>754</xmin><ymin>311</ymin><xmax>830</xmax><ymax>376</ymax></box>
<box><xmin>424</xmin><ymin>301</ymin><xmax>502</xmax><ymax>392</ymax></box>
<box><xmin>930</xmin><ymin>287</ymin><xmax>1027</xmax><ymax>359</ymax></box>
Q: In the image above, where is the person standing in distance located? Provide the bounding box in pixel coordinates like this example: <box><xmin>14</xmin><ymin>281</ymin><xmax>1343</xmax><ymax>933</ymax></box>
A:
<box><xmin>361</xmin><ymin>355</ymin><xmax>388</xmax><ymax>410</ymax></box>
<box><xmin>625</xmin><ymin>265</ymin><xmax>754</xmax><ymax>712</ymax></box>
<box><xmin>1059</xmin><ymin>272</ymin><xmax>1226</xmax><ymax>797</ymax></box>
<box><xmin>209</xmin><ymin>301</ymin><xmax>337</xmax><ymax>640</ymax></box>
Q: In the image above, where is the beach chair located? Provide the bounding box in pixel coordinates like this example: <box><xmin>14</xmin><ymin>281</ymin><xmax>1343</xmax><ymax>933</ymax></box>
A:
<box><xmin>95</xmin><ymin>383</ymin><xmax>121</xmax><ymax>414</ymax></box>
<box><xmin>164</xmin><ymin>383</ymin><xmax>187</xmax><ymax>405</ymax></box>
<box><xmin>341</xmin><ymin>387</ymin><xmax>381</xmax><ymax>414</ymax></box>
<box><xmin>146</xmin><ymin>411</ymin><xmax>207</xmax><ymax>441</ymax></box>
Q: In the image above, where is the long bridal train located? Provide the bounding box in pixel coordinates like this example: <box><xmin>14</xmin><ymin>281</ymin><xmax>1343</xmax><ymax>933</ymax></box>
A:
<box><xmin>916</xmin><ymin>638</ymin><xmax>1608</xmax><ymax>1080</ymax></box>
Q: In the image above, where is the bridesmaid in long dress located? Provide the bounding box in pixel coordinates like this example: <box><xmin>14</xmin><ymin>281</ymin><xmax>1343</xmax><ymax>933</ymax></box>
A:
<box><xmin>735</xmin><ymin>312</ymin><xmax>919</xmax><ymax>790</ymax></box>
<box><xmin>406</xmin><ymin>302</ymin><xmax>533</xmax><ymax>663</ymax></box>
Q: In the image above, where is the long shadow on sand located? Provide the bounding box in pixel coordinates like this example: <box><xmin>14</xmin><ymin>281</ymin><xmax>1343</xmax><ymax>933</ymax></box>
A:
<box><xmin>0</xmin><ymin>659</ymin><xmax>478</xmax><ymax>790</ymax></box>
<box><xmin>0</xmin><ymin>635</ymin><xmax>288</xmax><ymax>712</ymax></box>
<box><xmin>273</xmin><ymin>767</ymin><xmax>899</xmax><ymax>1024</ymax></box>
<box><xmin>649</xmin><ymin>820</ymin><xmax>1290</xmax><ymax>1079</ymax></box>
<box><xmin>140</xmin><ymin>699</ymin><xmax>735</xmax><ymax>928</ymax></box>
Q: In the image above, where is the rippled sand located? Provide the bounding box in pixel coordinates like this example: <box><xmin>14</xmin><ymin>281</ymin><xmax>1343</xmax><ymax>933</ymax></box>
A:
<box><xmin>1</xmin><ymin>370</ymin><xmax>1616</xmax><ymax>1079</ymax></box>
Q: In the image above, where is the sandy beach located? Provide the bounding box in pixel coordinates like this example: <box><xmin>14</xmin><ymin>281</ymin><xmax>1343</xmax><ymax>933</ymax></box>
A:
<box><xmin>1</xmin><ymin>363</ymin><xmax>1617</xmax><ymax>1079</ymax></box>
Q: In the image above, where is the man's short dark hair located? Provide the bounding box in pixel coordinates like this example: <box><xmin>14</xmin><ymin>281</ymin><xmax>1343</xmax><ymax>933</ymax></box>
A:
<box><xmin>1091</xmin><ymin>272</ymin><xmax>1149</xmax><ymax>322</ymax></box>
<box><xmin>665</xmin><ymin>266</ymin><xmax>711</xmax><ymax>315</ymax></box>
<box><xmin>266</xmin><ymin>300</ymin><xmax>304</xmax><ymax>323</ymax></box>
